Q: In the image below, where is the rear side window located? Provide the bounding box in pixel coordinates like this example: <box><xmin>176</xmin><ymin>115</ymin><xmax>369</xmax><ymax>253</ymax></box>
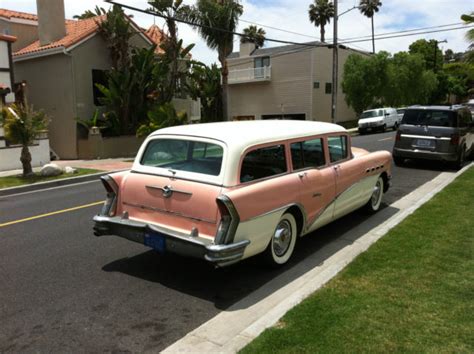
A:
<box><xmin>328</xmin><ymin>136</ymin><xmax>348</xmax><ymax>163</ymax></box>
<box><xmin>240</xmin><ymin>145</ymin><xmax>287</xmax><ymax>183</ymax></box>
<box><xmin>402</xmin><ymin>110</ymin><xmax>455</xmax><ymax>127</ymax></box>
<box><xmin>291</xmin><ymin>138</ymin><xmax>325</xmax><ymax>170</ymax></box>
<box><xmin>140</xmin><ymin>139</ymin><xmax>223</xmax><ymax>176</ymax></box>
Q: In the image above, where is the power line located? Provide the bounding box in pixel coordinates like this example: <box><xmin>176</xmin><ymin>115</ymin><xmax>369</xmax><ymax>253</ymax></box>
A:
<box><xmin>105</xmin><ymin>0</ymin><xmax>327</xmax><ymax>49</ymax></box>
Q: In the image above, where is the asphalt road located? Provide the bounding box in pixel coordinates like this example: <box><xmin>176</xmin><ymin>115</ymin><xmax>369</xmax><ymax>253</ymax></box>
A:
<box><xmin>0</xmin><ymin>130</ymin><xmax>446</xmax><ymax>352</ymax></box>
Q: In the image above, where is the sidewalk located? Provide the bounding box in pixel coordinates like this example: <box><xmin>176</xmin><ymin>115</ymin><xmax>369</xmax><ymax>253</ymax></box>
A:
<box><xmin>0</xmin><ymin>157</ymin><xmax>133</xmax><ymax>178</ymax></box>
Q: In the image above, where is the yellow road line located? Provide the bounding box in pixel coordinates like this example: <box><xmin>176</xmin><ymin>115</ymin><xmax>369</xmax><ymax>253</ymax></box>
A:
<box><xmin>0</xmin><ymin>201</ymin><xmax>104</xmax><ymax>228</ymax></box>
<box><xmin>378</xmin><ymin>137</ymin><xmax>393</xmax><ymax>142</ymax></box>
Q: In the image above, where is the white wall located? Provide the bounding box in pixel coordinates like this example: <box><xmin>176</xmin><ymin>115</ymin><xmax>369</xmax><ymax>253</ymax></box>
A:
<box><xmin>0</xmin><ymin>139</ymin><xmax>51</xmax><ymax>172</ymax></box>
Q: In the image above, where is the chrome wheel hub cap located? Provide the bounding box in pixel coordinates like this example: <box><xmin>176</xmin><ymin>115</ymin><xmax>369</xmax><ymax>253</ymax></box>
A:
<box><xmin>371</xmin><ymin>180</ymin><xmax>382</xmax><ymax>208</ymax></box>
<box><xmin>273</xmin><ymin>220</ymin><xmax>292</xmax><ymax>257</ymax></box>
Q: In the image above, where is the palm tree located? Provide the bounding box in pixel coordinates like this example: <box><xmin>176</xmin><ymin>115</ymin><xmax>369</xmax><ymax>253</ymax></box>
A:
<box><xmin>359</xmin><ymin>0</ymin><xmax>382</xmax><ymax>54</ymax></box>
<box><xmin>241</xmin><ymin>25</ymin><xmax>266</xmax><ymax>48</ymax></box>
<box><xmin>185</xmin><ymin>0</ymin><xmax>243</xmax><ymax>121</ymax></box>
<box><xmin>1</xmin><ymin>104</ymin><xmax>48</xmax><ymax>177</ymax></box>
<box><xmin>308</xmin><ymin>0</ymin><xmax>335</xmax><ymax>43</ymax></box>
<box><xmin>461</xmin><ymin>12</ymin><xmax>474</xmax><ymax>63</ymax></box>
<box><xmin>73</xmin><ymin>10</ymin><xmax>96</xmax><ymax>20</ymax></box>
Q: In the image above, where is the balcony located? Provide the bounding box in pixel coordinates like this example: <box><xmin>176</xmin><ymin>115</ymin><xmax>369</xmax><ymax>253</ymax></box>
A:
<box><xmin>228</xmin><ymin>66</ymin><xmax>272</xmax><ymax>85</ymax></box>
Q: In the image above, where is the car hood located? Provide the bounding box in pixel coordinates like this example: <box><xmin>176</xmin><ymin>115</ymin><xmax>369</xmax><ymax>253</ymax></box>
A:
<box><xmin>358</xmin><ymin>117</ymin><xmax>384</xmax><ymax>124</ymax></box>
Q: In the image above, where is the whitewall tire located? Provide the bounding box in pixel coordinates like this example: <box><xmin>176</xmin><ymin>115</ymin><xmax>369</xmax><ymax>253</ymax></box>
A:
<box><xmin>364</xmin><ymin>176</ymin><xmax>384</xmax><ymax>213</ymax></box>
<box><xmin>263</xmin><ymin>213</ymin><xmax>298</xmax><ymax>266</ymax></box>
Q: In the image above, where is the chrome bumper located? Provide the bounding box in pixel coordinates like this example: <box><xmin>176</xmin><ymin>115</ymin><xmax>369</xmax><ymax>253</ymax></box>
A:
<box><xmin>93</xmin><ymin>215</ymin><xmax>250</xmax><ymax>267</ymax></box>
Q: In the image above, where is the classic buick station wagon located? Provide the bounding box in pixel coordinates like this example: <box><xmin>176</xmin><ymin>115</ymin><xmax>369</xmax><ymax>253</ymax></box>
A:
<box><xmin>94</xmin><ymin>121</ymin><xmax>392</xmax><ymax>266</ymax></box>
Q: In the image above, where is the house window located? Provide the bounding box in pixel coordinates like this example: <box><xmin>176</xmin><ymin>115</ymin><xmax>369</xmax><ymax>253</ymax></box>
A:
<box><xmin>92</xmin><ymin>69</ymin><xmax>108</xmax><ymax>106</ymax></box>
<box><xmin>328</xmin><ymin>136</ymin><xmax>348</xmax><ymax>163</ymax></box>
<box><xmin>325</xmin><ymin>82</ymin><xmax>332</xmax><ymax>94</ymax></box>
<box><xmin>240</xmin><ymin>144</ymin><xmax>286</xmax><ymax>183</ymax></box>
<box><xmin>291</xmin><ymin>138</ymin><xmax>325</xmax><ymax>170</ymax></box>
<box><xmin>254</xmin><ymin>56</ymin><xmax>270</xmax><ymax>78</ymax></box>
<box><xmin>313</xmin><ymin>82</ymin><xmax>320</xmax><ymax>89</ymax></box>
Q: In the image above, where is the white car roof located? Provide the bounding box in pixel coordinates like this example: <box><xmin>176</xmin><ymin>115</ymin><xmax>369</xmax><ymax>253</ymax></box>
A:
<box><xmin>151</xmin><ymin>120</ymin><xmax>346</xmax><ymax>149</ymax></box>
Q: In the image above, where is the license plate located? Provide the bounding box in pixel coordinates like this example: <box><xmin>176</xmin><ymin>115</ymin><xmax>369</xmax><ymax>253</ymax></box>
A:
<box><xmin>144</xmin><ymin>231</ymin><xmax>166</xmax><ymax>253</ymax></box>
<box><xmin>416</xmin><ymin>139</ymin><xmax>433</xmax><ymax>147</ymax></box>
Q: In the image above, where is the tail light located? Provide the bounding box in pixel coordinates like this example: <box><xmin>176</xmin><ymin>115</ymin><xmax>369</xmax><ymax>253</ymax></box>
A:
<box><xmin>215</xmin><ymin>196</ymin><xmax>240</xmax><ymax>245</ymax></box>
<box><xmin>395</xmin><ymin>130</ymin><xmax>401</xmax><ymax>142</ymax></box>
<box><xmin>100</xmin><ymin>175</ymin><xmax>118</xmax><ymax>217</ymax></box>
<box><xmin>450</xmin><ymin>133</ymin><xmax>460</xmax><ymax>146</ymax></box>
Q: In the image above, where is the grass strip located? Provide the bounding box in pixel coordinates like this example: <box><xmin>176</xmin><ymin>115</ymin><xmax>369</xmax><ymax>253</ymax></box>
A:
<box><xmin>0</xmin><ymin>168</ymin><xmax>100</xmax><ymax>189</ymax></box>
<box><xmin>242</xmin><ymin>168</ymin><xmax>474</xmax><ymax>353</ymax></box>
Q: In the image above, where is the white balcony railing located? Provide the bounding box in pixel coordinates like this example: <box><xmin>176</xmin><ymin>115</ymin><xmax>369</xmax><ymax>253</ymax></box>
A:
<box><xmin>228</xmin><ymin>66</ymin><xmax>272</xmax><ymax>84</ymax></box>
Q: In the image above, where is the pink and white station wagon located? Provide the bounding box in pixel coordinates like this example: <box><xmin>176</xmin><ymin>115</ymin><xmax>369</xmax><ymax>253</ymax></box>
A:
<box><xmin>93</xmin><ymin>120</ymin><xmax>392</xmax><ymax>267</ymax></box>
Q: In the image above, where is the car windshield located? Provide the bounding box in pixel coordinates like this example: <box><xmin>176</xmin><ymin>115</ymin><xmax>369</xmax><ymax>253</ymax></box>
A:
<box><xmin>401</xmin><ymin>110</ymin><xmax>455</xmax><ymax>127</ymax></box>
<box><xmin>361</xmin><ymin>110</ymin><xmax>383</xmax><ymax>118</ymax></box>
<box><xmin>140</xmin><ymin>138</ymin><xmax>224</xmax><ymax>176</ymax></box>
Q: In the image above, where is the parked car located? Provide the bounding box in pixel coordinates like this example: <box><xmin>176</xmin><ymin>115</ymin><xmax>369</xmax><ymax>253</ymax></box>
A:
<box><xmin>93</xmin><ymin>121</ymin><xmax>392</xmax><ymax>267</ymax></box>
<box><xmin>358</xmin><ymin>108</ymin><xmax>399</xmax><ymax>134</ymax></box>
<box><xmin>396</xmin><ymin>107</ymin><xmax>407</xmax><ymax>123</ymax></box>
<box><xmin>392</xmin><ymin>105</ymin><xmax>474</xmax><ymax>168</ymax></box>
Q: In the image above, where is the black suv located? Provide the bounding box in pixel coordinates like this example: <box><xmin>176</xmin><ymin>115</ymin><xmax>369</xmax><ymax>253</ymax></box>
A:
<box><xmin>392</xmin><ymin>105</ymin><xmax>474</xmax><ymax>168</ymax></box>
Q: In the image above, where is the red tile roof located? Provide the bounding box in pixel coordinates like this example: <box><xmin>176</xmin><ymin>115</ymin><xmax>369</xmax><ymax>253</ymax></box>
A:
<box><xmin>14</xmin><ymin>16</ymin><xmax>103</xmax><ymax>56</ymax></box>
<box><xmin>146</xmin><ymin>25</ymin><xmax>166</xmax><ymax>54</ymax></box>
<box><xmin>0</xmin><ymin>8</ymin><xmax>39</xmax><ymax>21</ymax></box>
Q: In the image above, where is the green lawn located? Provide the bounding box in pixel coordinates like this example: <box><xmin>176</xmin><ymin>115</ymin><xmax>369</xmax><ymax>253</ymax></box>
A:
<box><xmin>0</xmin><ymin>168</ymin><xmax>100</xmax><ymax>189</ymax></box>
<box><xmin>242</xmin><ymin>168</ymin><xmax>474</xmax><ymax>353</ymax></box>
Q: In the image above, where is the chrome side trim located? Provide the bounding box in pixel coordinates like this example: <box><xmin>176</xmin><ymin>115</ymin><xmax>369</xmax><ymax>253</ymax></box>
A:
<box><xmin>122</xmin><ymin>201</ymin><xmax>216</xmax><ymax>224</ymax></box>
<box><xmin>401</xmin><ymin>134</ymin><xmax>450</xmax><ymax>141</ymax></box>
<box><xmin>245</xmin><ymin>202</ymin><xmax>307</xmax><ymax>227</ymax></box>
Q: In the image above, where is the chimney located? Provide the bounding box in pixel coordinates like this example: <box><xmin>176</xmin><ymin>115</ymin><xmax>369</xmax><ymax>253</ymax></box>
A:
<box><xmin>36</xmin><ymin>0</ymin><xmax>66</xmax><ymax>46</ymax></box>
<box><xmin>240</xmin><ymin>41</ymin><xmax>256</xmax><ymax>57</ymax></box>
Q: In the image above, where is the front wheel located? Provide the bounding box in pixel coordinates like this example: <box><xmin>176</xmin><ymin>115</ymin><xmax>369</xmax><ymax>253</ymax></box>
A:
<box><xmin>263</xmin><ymin>213</ymin><xmax>298</xmax><ymax>267</ymax></box>
<box><xmin>364</xmin><ymin>176</ymin><xmax>384</xmax><ymax>214</ymax></box>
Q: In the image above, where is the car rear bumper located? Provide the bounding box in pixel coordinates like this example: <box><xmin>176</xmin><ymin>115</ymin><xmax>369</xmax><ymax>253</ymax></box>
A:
<box><xmin>392</xmin><ymin>147</ymin><xmax>458</xmax><ymax>162</ymax></box>
<box><xmin>93</xmin><ymin>215</ymin><xmax>250</xmax><ymax>267</ymax></box>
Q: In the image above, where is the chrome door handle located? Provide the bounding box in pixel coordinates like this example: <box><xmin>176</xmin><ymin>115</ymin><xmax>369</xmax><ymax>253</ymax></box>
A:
<box><xmin>298</xmin><ymin>172</ymin><xmax>307</xmax><ymax>178</ymax></box>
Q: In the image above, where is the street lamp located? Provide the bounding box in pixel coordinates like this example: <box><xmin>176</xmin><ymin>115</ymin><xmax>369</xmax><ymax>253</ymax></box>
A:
<box><xmin>331</xmin><ymin>3</ymin><xmax>361</xmax><ymax>123</ymax></box>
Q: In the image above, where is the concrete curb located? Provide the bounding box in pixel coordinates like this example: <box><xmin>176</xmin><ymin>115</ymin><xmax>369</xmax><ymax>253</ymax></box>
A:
<box><xmin>0</xmin><ymin>170</ymin><xmax>128</xmax><ymax>197</ymax></box>
<box><xmin>162</xmin><ymin>163</ymin><xmax>473</xmax><ymax>353</ymax></box>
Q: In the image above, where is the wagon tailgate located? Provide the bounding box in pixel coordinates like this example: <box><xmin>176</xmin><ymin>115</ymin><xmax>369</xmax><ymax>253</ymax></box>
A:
<box><xmin>119</xmin><ymin>172</ymin><xmax>222</xmax><ymax>229</ymax></box>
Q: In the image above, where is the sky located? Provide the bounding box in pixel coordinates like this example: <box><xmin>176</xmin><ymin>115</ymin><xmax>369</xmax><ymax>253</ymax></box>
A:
<box><xmin>1</xmin><ymin>0</ymin><xmax>472</xmax><ymax>65</ymax></box>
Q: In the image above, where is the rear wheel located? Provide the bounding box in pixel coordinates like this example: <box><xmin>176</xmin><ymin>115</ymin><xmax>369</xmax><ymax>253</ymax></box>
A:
<box><xmin>380</xmin><ymin>124</ymin><xmax>387</xmax><ymax>133</ymax></box>
<box><xmin>452</xmin><ymin>146</ymin><xmax>466</xmax><ymax>170</ymax></box>
<box><xmin>393</xmin><ymin>122</ymin><xmax>399</xmax><ymax>131</ymax></box>
<box><xmin>364</xmin><ymin>176</ymin><xmax>384</xmax><ymax>213</ymax></box>
<box><xmin>263</xmin><ymin>213</ymin><xmax>297</xmax><ymax>267</ymax></box>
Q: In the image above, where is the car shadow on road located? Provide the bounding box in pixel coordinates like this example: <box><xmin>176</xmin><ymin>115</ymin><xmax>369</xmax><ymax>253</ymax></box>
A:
<box><xmin>102</xmin><ymin>204</ymin><xmax>399</xmax><ymax>311</ymax></box>
<box><xmin>395</xmin><ymin>158</ymin><xmax>458</xmax><ymax>172</ymax></box>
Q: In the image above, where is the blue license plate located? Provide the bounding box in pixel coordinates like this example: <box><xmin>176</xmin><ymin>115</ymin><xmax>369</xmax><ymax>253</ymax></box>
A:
<box><xmin>144</xmin><ymin>231</ymin><xmax>166</xmax><ymax>253</ymax></box>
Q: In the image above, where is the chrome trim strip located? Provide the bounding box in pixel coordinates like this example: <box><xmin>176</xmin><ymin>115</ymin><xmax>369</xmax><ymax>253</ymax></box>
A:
<box><xmin>401</xmin><ymin>134</ymin><xmax>450</xmax><ymax>141</ymax></box>
<box><xmin>122</xmin><ymin>201</ymin><xmax>216</xmax><ymax>224</ymax></box>
<box><xmin>145</xmin><ymin>185</ymin><xmax>193</xmax><ymax>196</ymax></box>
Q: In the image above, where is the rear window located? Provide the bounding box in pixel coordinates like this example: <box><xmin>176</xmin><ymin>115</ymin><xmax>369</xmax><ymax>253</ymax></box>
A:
<box><xmin>401</xmin><ymin>110</ymin><xmax>455</xmax><ymax>127</ymax></box>
<box><xmin>240</xmin><ymin>145</ymin><xmax>287</xmax><ymax>183</ymax></box>
<box><xmin>140</xmin><ymin>139</ymin><xmax>223</xmax><ymax>176</ymax></box>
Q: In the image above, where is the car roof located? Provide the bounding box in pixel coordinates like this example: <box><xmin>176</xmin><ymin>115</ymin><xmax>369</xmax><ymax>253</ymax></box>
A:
<box><xmin>406</xmin><ymin>105</ymin><xmax>467</xmax><ymax>112</ymax></box>
<box><xmin>151</xmin><ymin>120</ymin><xmax>346</xmax><ymax>148</ymax></box>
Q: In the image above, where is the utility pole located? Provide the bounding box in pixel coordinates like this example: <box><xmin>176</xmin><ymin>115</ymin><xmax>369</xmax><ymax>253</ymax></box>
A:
<box><xmin>433</xmin><ymin>39</ymin><xmax>447</xmax><ymax>73</ymax></box>
<box><xmin>331</xmin><ymin>0</ymin><xmax>338</xmax><ymax>124</ymax></box>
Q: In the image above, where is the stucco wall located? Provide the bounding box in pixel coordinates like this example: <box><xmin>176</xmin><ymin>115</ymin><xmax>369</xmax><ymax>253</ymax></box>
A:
<box><xmin>228</xmin><ymin>49</ymin><xmax>313</xmax><ymax>120</ymax></box>
<box><xmin>14</xmin><ymin>54</ymin><xmax>77</xmax><ymax>159</ymax></box>
<box><xmin>0</xmin><ymin>138</ymin><xmax>50</xmax><ymax>171</ymax></box>
<box><xmin>0</xmin><ymin>20</ymin><xmax>38</xmax><ymax>52</ymax></box>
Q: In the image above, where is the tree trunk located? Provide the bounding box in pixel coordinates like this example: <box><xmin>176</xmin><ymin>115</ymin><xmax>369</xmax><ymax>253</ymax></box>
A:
<box><xmin>20</xmin><ymin>145</ymin><xmax>33</xmax><ymax>177</ymax></box>
<box><xmin>371</xmin><ymin>16</ymin><xmax>375</xmax><ymax>54</ymax></box>
<box><xmin>321</xmin><ymin>25</ymin><xmax>325</xmax><ymax>43</ymax></box>
<box><xmin>219</xmin><ymin>50</ymin><xmax>229</xmax><ymax>121</ymax></box>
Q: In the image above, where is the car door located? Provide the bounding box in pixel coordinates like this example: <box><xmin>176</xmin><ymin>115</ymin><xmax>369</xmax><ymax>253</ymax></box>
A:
<box><xmin>328</xmin><ymin>135</ymin><xmax>368</xmax><ymax>220</ymax></box>
<box><xmin>290</xmin><ymin>137</ymin><xmax>336</xmax><ymax>234</ymax></box>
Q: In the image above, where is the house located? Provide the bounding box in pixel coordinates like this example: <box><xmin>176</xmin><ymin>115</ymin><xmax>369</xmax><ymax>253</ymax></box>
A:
<box><xmin>0</xmin><ymin>33</ymin><xmax>15</xmax><ymax>105</ymax></box>
<box><xmin>226</xmin><ymin>41</ymin><xmax>369</xmax><ymax>122</ymax></box>
<box><xmin>0</xmin><ymin>0</ymin><xmax>199</xmax><ymax>159</ymax></box>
